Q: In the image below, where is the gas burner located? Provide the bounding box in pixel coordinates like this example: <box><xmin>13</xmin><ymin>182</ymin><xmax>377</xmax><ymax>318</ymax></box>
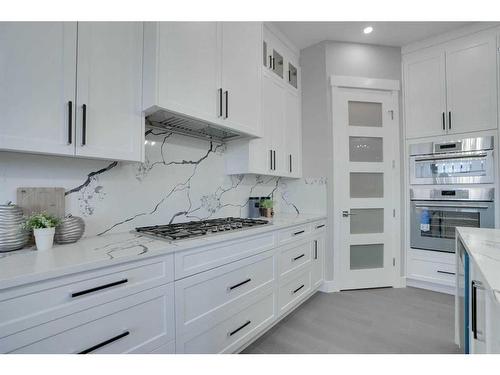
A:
<box><xmin>135</xmin><ymin>217</ymin><xmax>270</xmax><ymax>241</ymax></box>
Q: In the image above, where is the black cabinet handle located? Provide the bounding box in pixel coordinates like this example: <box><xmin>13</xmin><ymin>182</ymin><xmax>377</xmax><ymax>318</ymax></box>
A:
<box><xmin>228</xmin><ymin>320</ymin><xmax>251</xmax><ymax>337</ymax></box>
<box><xmin>272</xmin><ymin>57</ymin><xmax>275</xmax><ymax>70</ymax></box>
<box><xmin>448</xmin><ymin>111</ymin><xmax>452</xmax><ymax>130</ymax></box>
<box><xmin>269</xmin><ymin>55</ymin><xmax>272</xmax><ymax>69</ymax></box>
<box><xmin>437</xmin><ymin>270</ymin><xmax>455</xmax><ymax>275</ymax></box>
<box><xmin>293</xmin><ymin>284</ymin><xmax>304</xmax><ymax>294</ymax></box>
<box><xmin>292</xmin><ymin>253</ymin><xmax>305</xmax><ymax>262</ymax></box>
<box><xmin>71</xmin><ymin>278</ymin><xmax>128</xmax><ymax>298</ymax></box>
<box><xmin>293</xmin><ymin>230</ymin><xmax>305</xmax><ymax>236</ymax></box>
<box><xmin>228</xmin><ymin>278</ymin><xmax>251</xmax><ymax>291</ymax></box>
<box><xmin>82</xmin><ymin>104</ymin><xmax>87</xmax><ymax>146</ymax></box>
<box><xmin>289</xmin><ymin>154</ymin><xmax>292</xmax><ymax>173</ymax></box>
<box><xmin>273</xmin><ymin>150</ymin><xmax>276</xmax><ymax>170</ymax></box>
<box><xmin>288</xmin><ymin>70</ymin><xmax>291</xmax><ymax>82</ymax></box>
<box><xmin>78</xmin><ymin>331</ymin><xmax>129</xmax><ymax>354</ymax></box>
<box><xmin>442</xmin><ymin>112</ymin><xmax>445</xmax><ymax>131</ymax></box>
<box><xmin>224</xmin><ymin>90</ymin><xmax>228</xmax><ymax>119</ymax></box>
<box><xmin>218</xmin><ymin>88</ymin><xmax>223</xmax><ymax>117</ymax></box>
<box><xmin>472</xmin><ymin>280</ymin><xmax>478</xmax><ymax>339</ymax></box>
<box><xmin>67</xmin><ymin>101</ymin><xmax>73</xmax><ymax>145</ymax></box>
<box><xmin>314</xmin><ymin>240</ymin><xmax>318</xmax><ymax>260</ymax></box>
<box><xmin>316</xmin><ymin>224</ymin><xmax>325</xmax><ymax>229</ymax></box>
<box><xmin>269</xmin><ymin>150</ymin><xmax>273</xmax><ymax>170</ymax></box>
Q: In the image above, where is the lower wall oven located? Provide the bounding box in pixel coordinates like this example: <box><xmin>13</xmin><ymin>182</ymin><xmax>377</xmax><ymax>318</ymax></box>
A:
<box><xmin>410</xmin><ymin>187</ymin><xmax>494</xmax><ymax>253</ymax></box>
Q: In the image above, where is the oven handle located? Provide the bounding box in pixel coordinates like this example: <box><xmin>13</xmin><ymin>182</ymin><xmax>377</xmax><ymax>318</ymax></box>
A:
<box><xmin>414</xmin><ymin>203</ymin><xmax>490</xmax><ymax>209</ymax></box>
<box><xmin>413</xmin><ymin>152</ymin><xmax>488</xmax><ymax>162</ymax></box>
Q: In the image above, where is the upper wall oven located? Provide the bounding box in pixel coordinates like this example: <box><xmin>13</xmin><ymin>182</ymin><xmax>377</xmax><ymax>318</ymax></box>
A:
<box><xmin>409</xmin><ymin>137</ymin><xmax>494</xmax><ymax>185</ymax></box>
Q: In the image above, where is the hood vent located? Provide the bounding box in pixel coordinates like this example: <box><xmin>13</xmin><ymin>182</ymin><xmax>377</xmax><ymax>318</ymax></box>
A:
<box><xmin>145</xmin><ymin>109</ymin><xmax>243</xmax><ymax>143</ymax></box>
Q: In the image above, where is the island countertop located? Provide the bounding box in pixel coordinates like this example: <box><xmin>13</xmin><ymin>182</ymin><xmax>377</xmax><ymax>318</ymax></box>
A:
<box><xmin>0</xmin><ymin>213</ymin><xmax>326</xmax><ymax>290</ymax></box>
<box><xmin>457</xmin><ymin>227</ymin><xmax>500</xmax><ymax>297</ymax></box>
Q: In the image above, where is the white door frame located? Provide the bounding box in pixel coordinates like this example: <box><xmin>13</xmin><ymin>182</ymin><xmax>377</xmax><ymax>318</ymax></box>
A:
<box><xmin>329</xmin><ymin>75</ymin><xmax>402</xmax><ymax>291</ymax></box>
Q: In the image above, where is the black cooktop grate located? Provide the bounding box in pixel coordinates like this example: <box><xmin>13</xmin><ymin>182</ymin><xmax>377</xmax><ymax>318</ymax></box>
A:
<box><xmin>135</xmin><ymin>217</ymin><xmax>269</xmax><ymax>240</ymax></box>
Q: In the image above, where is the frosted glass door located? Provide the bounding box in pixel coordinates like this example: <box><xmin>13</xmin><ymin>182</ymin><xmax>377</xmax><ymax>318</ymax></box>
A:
<box><xmin>332</xmin><ymin>83</ymin><xmax>400</xmax><ymax>290</ymax></box>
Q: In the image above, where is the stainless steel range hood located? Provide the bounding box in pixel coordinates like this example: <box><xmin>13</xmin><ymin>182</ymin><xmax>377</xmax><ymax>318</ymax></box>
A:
<box><xmin>145</xmin><ymin>107</ymin><xmax>245</xmax><ymax>143</ymax></box>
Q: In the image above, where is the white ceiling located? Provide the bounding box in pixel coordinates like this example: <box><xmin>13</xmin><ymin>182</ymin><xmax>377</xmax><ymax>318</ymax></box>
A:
<box><xmin>273</xmin><ymin>22</ymin><xmax>474</xmax><ymax>50</ymax></box>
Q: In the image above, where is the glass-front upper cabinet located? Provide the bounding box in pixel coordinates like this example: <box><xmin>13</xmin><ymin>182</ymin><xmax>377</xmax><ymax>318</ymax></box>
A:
<box><xmin>262</xmin><ymin>28</ymin><xmax>299</xmax><ymax>90</ymax></box>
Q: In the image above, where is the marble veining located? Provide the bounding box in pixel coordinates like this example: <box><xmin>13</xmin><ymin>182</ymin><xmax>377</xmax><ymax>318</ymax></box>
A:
<box><xmin>0</xmin><ymin>130</ymin><xmax>326</xmax><ymax>238</ymax></box>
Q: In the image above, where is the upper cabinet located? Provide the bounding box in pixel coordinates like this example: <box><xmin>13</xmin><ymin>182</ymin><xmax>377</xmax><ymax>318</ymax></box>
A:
<box><xmin>75</xmin><ymin>22</ymin><xmax>144</xmax><ymax>161</ymax></box>
<box><xmin>143</xmin><ymin>22</ymin><xmax>262</xmax><ymax>138</ymax></box>
<box><xmin>403</xmin><ymin>32</ymin><xmax>498</xmax><ymax>139</ymax></box>
<box><xmin>0</xmin><ymin>22</ymin><xmax>145</xmax><ymax>162</ymax></box>
<box><xmin>225</xmin><ymin>26</ymin><xmax>302</xmax><ymax>178</ymax></box>
<box><xmin>0</xmin><ymin>22</ymin><xmax>77</xmax><ymax>156</ymax></box>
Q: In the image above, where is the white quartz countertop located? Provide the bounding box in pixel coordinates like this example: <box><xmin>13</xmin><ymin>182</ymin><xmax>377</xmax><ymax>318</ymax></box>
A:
<box><xmin>0</xmin><ymin>213</ymin><xmax>326</xmax><ymax>290</ymax></box>
<box><xmin>457</xmin><ymin>227</ymin><xmax>500</xmax><ymax>294</ymax></box>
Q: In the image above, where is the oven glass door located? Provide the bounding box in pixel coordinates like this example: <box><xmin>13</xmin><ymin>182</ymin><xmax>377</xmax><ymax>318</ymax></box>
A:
<box><xmin>410</xmin><ymin>201</ymin><xmax>494</xmax><ymax>252</ymax></box>
<box><xmin>410</xmin><ymin>151</ymin><xmax>494</xmax><ymax>185</ymax></box>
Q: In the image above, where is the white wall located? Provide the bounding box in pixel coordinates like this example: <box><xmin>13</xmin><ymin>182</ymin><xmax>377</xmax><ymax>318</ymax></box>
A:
<box><xmin>300</xmin><ymin>40</ymin><xmax>403</xmax><ymax>282</ymax></box>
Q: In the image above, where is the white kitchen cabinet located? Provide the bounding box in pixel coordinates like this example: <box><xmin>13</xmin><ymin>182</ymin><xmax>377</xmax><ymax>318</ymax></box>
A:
<box><xmin>403</xmin><ymin>48</ymin><xmax>447</xmax><ymax>139</ymax></box>
<box><xmin>285</xmin><ymin>89</ymin><xmax>302</xmax><ymax>177</ymax></box>
<box><xmin>0</xmin><ymin>22</ymin><xmax>144</xmax><ymax>162</ymax></box>
<box><xmin>311</xmin><ymin>235</ymin><xmax>325</xmax><ymax>288</ymax></box>
<box><xmin>143</xmin><ymin>22</ymin><xmax>262</xmax><ymax>138</ymax></box>
<box><xmin>143</xmin><ymin>22</ymin><xmax>221</xmax><ymax>127</ymax></box>
<box><xmin>403</xmin><ymin>32</ymin><xmax>497</xmax><ymax>139</ymax></box>
<box><xmin>75</xmin><ymin>22</ymin><xmax>144</xmax><ymax>162</ymax></box>
<box><xmin>445</xmin><ymin>33</ymin><xmax>497</xmax><ymax>135</ymax></box>
<box><xmin>470</xmin><ymin>258</ymin><xmax>488</xmax><ymax>354</ymax></box>
<box><xmin>221</xmin><ymin>22</ymin><xmax>262</xmax><ymax>136</ymax></box>
<box><xmin>0</xmin><ymin>22</ymin><xmax>77</xmax><ymax>156</ymax></box>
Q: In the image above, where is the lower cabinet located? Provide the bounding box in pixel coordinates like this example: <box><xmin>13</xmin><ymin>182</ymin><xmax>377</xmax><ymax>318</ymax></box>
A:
<box><xmin>0</xmin><ymin>219</ymin><xmax>327</xmax><ymax>354</ymax></box>
<box><xmin>3</xmin><ymin>284</ymin><xmax>175</xmax><ymax>354</ymax></box>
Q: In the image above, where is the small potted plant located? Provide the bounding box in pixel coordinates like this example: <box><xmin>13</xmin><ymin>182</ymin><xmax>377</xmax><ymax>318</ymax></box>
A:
<box><xmin>259</xmin><ymin>198</ymin><xmax>274</xmax><ymax>218</ymax></box>
<box><xmin>24</xmin><ymin>213</ymin><xmax>61</xmax><ymax>251</ymax></box>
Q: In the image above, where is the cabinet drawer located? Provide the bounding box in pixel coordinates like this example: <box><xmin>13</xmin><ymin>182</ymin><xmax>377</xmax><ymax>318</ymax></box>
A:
<box><xmin>0</xmin><ymin>256</ymin><xmax>173</xmax><ymax>338</ymax></box>
<box><xmin>311</xmin><ymin>220</ymin><xmax>326</xmax><ymax>232</ymax></box>
<box><xmin>407</xmin><ymin>254</ymin><xmax>456</xmax><ymax>286</ymax></box>
<box><xmin>175</xmin><ymin>250</ymin><xmax>276</xmax><ymax>334</ymax></box>
<box><xmin>3</xmin><ymin>284</ymin><xmax>175</xmax><ymax>353</ymax></box>
<box><xmin>177</xmin><ymin>289</ymin><xmax>276</xmax><ymax>353</ymax></box>
<box><xmin>175</xmin><ymin>232</ymin><xmax>275</xmax><ymax>278</ymax></box>
<box><xmin>278</xmin><ymin>224</ymin><xmax>310</xmax><ymax>245</ymax></box>
<box><xmin>278</xmin><ymin>240</ymin><xmax>311</xmax><ymax>277</ymax></box>
<box><xmin>278</xmin><ymin>269</ymin><xmax>311</xmax><ymax>315</ymax></box>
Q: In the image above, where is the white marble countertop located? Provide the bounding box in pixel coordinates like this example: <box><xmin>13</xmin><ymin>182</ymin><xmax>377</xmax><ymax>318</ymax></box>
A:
<box><xmin>0</xmin><ymin>213</ymin><xmax>326</xmax><ymax>291</ymax></box>
<box><xmin>457</xmin><ymin>227</ymin><xmax>500</xmax><ymax>294</ymax></box>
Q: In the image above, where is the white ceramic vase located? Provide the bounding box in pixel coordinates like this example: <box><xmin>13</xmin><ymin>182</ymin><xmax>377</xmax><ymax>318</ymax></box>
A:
<box><xmin>33</xmin><ymin>227</ymin><xmax>55</xmax><ymax>251</ymax></box>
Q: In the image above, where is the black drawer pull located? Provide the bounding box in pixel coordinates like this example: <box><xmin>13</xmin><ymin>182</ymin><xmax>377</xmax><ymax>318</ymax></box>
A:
<box><xmin>292</xmin><ymin>254</ymin><xmax>305</xmax><ymax>262</ymax></box>
<box><xmin>228</xmin><ymin>320</ymin><xmax>251</xmax><ymax>337</ymax></box>
<box><xmin>78</xmin><ymin>331</ymin><xmax>129</xmax><ymax>354</ymax></box>
<box><xmin>437</xmin><ymin>270</ymin><xmax>455</xmax><ymax>275</ymax></box>
<box><xmin>316</xmin><ymin>224</ymin><xmax>325</xmax><ymax>229</ymax></box>
<box><xmin>293</xmin><ymin>284</ymin><xmax>305</xmax><ymax>294</ymax></box>
<box><xmin>228</xmin><ymin>278</ymin><xmax>251</xmax><ymax>291</ymax></box>
<box><xmin>293</xmin><ymin>230</ymin><xmax>305</xmax><ymax>236</ymax></box>
<box><xmin>71</xmin><ymin>278</ymin><xmax>128</xmax><ymax>298</ymax></box>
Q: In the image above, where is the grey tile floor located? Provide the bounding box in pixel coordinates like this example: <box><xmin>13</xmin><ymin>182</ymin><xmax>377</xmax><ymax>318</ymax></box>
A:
<box><xmin>242</xmin><ymin>287</ymin><xmax>462</xmax><ymax>354</ymax></box>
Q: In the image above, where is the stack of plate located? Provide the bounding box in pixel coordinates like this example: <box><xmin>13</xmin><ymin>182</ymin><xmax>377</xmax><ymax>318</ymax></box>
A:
<box><xmin>0</xmin><ymin>203</ymin><xmax>29</xmax><ymax>252</ymax></box>
<box><xmin>55</xmin><ymin>215</ymin><xmax>85</xmax><ymax>244</ymax></box>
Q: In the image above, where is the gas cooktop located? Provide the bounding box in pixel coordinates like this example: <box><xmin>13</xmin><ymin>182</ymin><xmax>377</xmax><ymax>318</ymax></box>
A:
<box><xmin>135</xmin><ymin>217</ymin><xmax>270</xmax><ymax>241</ymax></box>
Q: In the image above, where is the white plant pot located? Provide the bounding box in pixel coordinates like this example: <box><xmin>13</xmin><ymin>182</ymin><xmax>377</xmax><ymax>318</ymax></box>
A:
<box><xmin>33</xmin><ymin>227</ymin><xmax>55</xmax><ymax>251</ymax></box>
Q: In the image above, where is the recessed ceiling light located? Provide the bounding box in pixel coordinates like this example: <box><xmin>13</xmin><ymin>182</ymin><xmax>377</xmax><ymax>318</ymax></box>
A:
<box><xmin>363</xmin><ymin>26</ymin><xmax>373</xmax><ymax>34</ymax></box>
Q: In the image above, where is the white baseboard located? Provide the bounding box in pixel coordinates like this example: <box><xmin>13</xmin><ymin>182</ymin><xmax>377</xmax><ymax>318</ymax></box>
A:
<box><xmin>406</xmin><ymin>277</ymin><xmax>455</xmax><ymax>295</ymax></box>
<box><xmin>318</xmin><ymin>280</ymin><xmax>340</xmax><ymax>293</ymax></box>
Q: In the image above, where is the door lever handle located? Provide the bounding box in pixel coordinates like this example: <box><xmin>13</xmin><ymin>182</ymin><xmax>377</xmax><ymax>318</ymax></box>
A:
<box><xmin>342</xmin><ymin>210</ymin><xmax>356</xmax><ymax>217</ymax></box>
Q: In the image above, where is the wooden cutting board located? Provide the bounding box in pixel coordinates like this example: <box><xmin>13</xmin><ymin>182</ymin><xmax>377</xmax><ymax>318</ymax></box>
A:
<box><xmin>17</xmin><ymin>187</ymin><xmax>66</xmax><ymax>218</ymax></box>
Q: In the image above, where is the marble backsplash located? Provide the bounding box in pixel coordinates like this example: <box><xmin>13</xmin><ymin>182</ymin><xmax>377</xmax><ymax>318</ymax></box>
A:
<box><xmin>0</xmin><ymin>130</ymin><xmax>326</xmax><ymax>237</ymax></box>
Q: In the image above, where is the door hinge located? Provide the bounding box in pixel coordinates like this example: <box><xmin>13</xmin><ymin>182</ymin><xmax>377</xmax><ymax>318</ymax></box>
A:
<box><xmin>393</xmin><ymin>258</ymin><xmax>396</xmax><ymax>267</ymax></box>
<box><xmin>393</xmin><ymin>209</ymin><xmax>396</xmax><ymax>218</ymax></box>
<box><xmin>497</xmin><ymin>47</ymin><xmax>500</xmax><ymax>53</ymax></box>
